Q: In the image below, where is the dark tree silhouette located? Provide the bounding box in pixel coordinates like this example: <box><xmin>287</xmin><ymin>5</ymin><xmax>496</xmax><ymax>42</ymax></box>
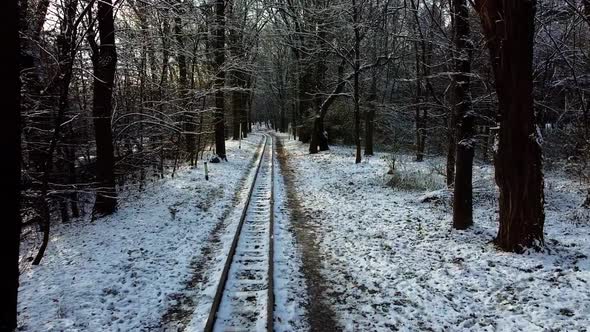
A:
<box><xmin>1</xmin><ymin>0</ymin><xmax>22</xmax><ymax>329</ymax></box>
<box><xmin>451</xmin><ymin>0</ymin><xmax>474</xmax><ymax>230</ymax></box>
<box><xmin>475</xmin><ymin>0</ymin><xmax>545</xmax><ymax>252</ymax></box>
<box><xmin>213</xmin><ymin>0</ymin><xmax>227</xmax><ymax>160</ymax></box>
<box><xmin>90</xmin><ymin>0</ymin><xmax>118</xmax><ymax>215</ymax></box>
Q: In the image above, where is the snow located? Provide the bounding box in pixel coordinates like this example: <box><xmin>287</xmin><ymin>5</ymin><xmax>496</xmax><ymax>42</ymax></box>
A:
<box><xmin>16</xmin><ymin>130</ymin><xmax>590</xmax><ymax>331</ymax></box>
<box><xmin>458</xmin><ymin>137</ymin><xmax>477</xmax><ymax>148</ymax></box>
<box><xmin>17</xmin><ymin>135</ymin><xmax>264</xmax><ymax>331</ymax></box>
<box><xmin>182</xmin><ymin>134</ymin><xmax>308</xmax><ymax>332</ymax></box>
<box><xmin>272</xmin><ymin>137</ymin><xmax>309</xmax><ymax>332</ymax></box>
<box><xmin>213</xmin><ymin>138</ymin><xmax>272</xmax><ymax>331</ymax></box>
<box><xmin>278</xmin><ymin>137</ymin><xmax>590</xmax><ymax>331</ymax></box>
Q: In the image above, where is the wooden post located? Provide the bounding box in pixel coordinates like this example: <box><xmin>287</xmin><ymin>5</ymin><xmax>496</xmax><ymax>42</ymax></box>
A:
<box><xmin>204</xmin><ymin>161</ymin><xmax>209</xmax><ymax>181</ymax></box>
<box><xmin>239</xmin><ymin>123</ymin><xmax>242</xmax><ymax>149</ymax></box>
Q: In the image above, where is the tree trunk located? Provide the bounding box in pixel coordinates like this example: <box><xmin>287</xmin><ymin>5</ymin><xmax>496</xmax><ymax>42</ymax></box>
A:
<box><xmin>91</xmin><ymin>0</ymin><xmax>118</xmax><ymax>215</ymax></box>
<box><xmin>446</xmin><ymin>112</ymin><xmax>456</xmax><ymax>186</ymax></box>
<box><xmin>158</xmin><ymin>14</ymin><xmax>170</xmax><ymax>178</ymax></box>
<box><xmin>410</xmin><ymin>0</ymin><xmax>427</xmax><ymax>162</ymax></box>
<box><xmin>58</xmin><ymin>0</ymin><xmax>79</xmax><ymax>222</ymax></box>
<box><xmin>482</xmin><ymin>126</ymin><xmax>490</xmax><ymax>162</ymax></box>
<box><xmin>213</xmin><ymin>0</ymin><xmax>226</xmax><ymax>159</ymax></box>
<box><xmin>475</xmin><ymin>0</ymin><xmax>545</xmax><ymax>252</ymax></box>
<box><xmin>1</xmin><ymin>0</ymin><xmax>22</xmax><ymax>328</ymax></box>
<box><xmin>415</xmin><ymin>108</ymin><xmax>426</xmax><ymax>162</ymax></box>
<box><xmin>32</xmin><ymin>0</ymin><xmax>50</xmax><ymax>38</ymax></box>
<box><xmin>136</xmin><ymin>4</ymin><xmax>148</xmax><ymax>176</ymax></box>
<box><xmin>34</xmin><ymin>0</ymin><xmax>79</xmax><ymax>264</ymax></box>
<box><xmin>196</xmin><ymin>96</ymin><xmax>206</xmax><ymax>166</ymax></box>
<box><xmin>291</xmin><ymin>100</ymin><xmax>297</xmax><ymax>140</ymax></box>
<box><xmin>241</xmin><ymin>86</ymin><xmax>249</xmax><ymax>138</ymax></box>
<box><xmin>413</xmin><ymin>63</ymin><xmax>426</xmax><ymax>162</ymax></box>
<box><xmin>584</xmin><ymin>189</ymin><xmax>590</xmax><ymax>208</ymax></box>
<box><xmin>365</xmin><ymin>76</ymin><xmax>376</xmax><ymax>156</ymax></box>
<box><xmin>452</xmin><ymin>0</ymin><xmax>474</xmax><ymax>230</ymax></box>
<box><xmin>298</xmin><ymin>70</ymin><xmax>313</xmax><ymax>143</ymax></box>
<box><xmin>353</xmin><ymin>0</ymin><xmax>361</xmax><ymax>164</ymax></box>
<box><xmin>232</xmin><ymin>89</ymin><xmax>241</xmax><ymax>140</ymax></box>
<box><xmin>309</xmin><ymin>115</ymin><xmax>329</xmax><ymax>153</ymax></box>
<box><xmin>309</xmin><ymin>60</ymin><xmax>346</xmax><ymax>154</ymax></box>
<box><xmin>446</xmin><ymin>2</ymin><xmax>459</xmax><ymax>180</ymax></box>
<box><xmin>582</xmin><ymin>0</ymin><xmax>590</xmax><ymax>207</ymax></box>
<box><xmin>243</xmin><ymin>91</ymin><xmax>249</xmax><ymax>136</ymax></box>
<box><xmin>231</xmin><ymin>72</ymin><xmax>248</xmax><ymax>140</ymax></box>
<box><xmin>228</xmin><ymin>0</ymin><xmax>241</xmax><ymax>141</ymax></box>
<box><xmin>279</xmin><ymin>101</ymin><xmax>287</xmax><ymax>133</ymax></box>
<box><xmin>247</xmin><ymin>88</ymin><xmax>253</xmax><ymax>133</ymax></box>
<box><xmin>20</xmin><ymin>0</ymin><xmax>50</xmax><ymax>174</ymax></box>
<box><xmin>65</xmin><ymin>131</ymin><xmax>79</xmax><ymax>217</ymax></box>
<box><xmin>174</xmin><ymin>8</ymin><xmax>193</xmax><ymax>161</ymax></box>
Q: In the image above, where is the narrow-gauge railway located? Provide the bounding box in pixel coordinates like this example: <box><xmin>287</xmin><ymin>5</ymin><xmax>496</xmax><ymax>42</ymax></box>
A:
<box><xmin>205</xmin><ymin>135</ymin><xmax>275</xmax><ymax>332</ymax></box>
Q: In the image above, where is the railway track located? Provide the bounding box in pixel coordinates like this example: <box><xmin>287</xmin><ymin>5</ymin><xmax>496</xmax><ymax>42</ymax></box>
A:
<box><xmin>204</xmin><ymin>134</ymin><xmax>275</xmax><ymax>332</ymax></box>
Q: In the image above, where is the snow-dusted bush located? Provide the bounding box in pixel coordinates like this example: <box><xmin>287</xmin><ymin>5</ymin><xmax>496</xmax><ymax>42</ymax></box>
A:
<box><xmin>566</xmin><ymin>207</ymin><xmax>590</xmax><ymax>225</ymax></box>
<box><xmin>386</xmin><ymin>160</ymin><xmax>445</xmax><ymax>192</ymax></box>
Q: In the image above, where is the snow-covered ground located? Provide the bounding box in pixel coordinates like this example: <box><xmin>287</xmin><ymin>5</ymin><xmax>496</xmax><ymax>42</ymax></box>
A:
<box><xmin>278</xmin><ymin>135</ymin><xmax>590</xmax><ymax>331</ymax></box>
<box><xmin>16</xmin><ymin>131</ymin><xmax>590</xmax><ymax>332</ymax></box>
<box><xmin>272</xmin><ymin>138</ymin><xmax>309</xmax><ymax>332</ymax></box>
<box><xmin>181</xmin><ymin>134</ymin><xmax>308</xmax><ymax>332</ymax></box>
<box><xmin>17</xmin><ymin>135</ymin><xmax>264</xmax><ymax>331</ymax></box>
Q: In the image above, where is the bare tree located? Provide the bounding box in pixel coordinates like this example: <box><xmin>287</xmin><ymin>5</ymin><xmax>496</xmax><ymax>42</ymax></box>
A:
<box><xmin>90</xmin><ymin>0</ymin><xmax>118</xmax><ymax>215</ymax></box>
<box><xmin>213</xmin><ymin>0</ymin><xmax>227</xmax><ymax>160</ymax></box>
<box><xmin>474</xmin><ymin>0</ymin><xmax>545</xmax><ymax>251</ymax></box>
<box><xmin>353</xmin><ymin>0</ymin><xmax>362</xmax><ymax>164</ymax></box>
<box><xmin>451</xmin><ymin>0</ymin><xmax>474</xmax><ymax>229</ymax></box>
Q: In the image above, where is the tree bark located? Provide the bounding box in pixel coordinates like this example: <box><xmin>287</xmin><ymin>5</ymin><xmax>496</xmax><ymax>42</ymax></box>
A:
<box><xmin>582</xmin><ymin>0</ymin><xmax>590</xmax><ymax>207</ymax></box>
<box><xmin>174</xmin><ymin>6</ymin><xmax>193</xmax><ymax>161</ymax></box>
<box><xmin>32</xmin><ymin>0</ymin><xmax>50</xmax><ymax>38</ymax></box>
<box><xmin>452</xmin><ymin>0</ymin><xmax>474</xmax><ymax>230</ymax></box>
<box><xmin>365</xmin><ymin>73</ymin><xmax>376</xmax><ymax>156</ymax></box>
<box><xmin>135</xmin><ymin>2</ymin><xmax>148</xmax><ymax>176</ymax></box>
<box><xmin>65</xmin><ymin>129</ymin><xmax>79</xmax><ymax>216</ymax></box>
<box><xmin>446</xmin><ymin>113</ymin><xmax>456</xmax><ymax>186</ymax></box>
<box><xmin>309</xmin><ymin>114</ymin><xmax>329</xmax><ymax>153</ymax></box>
<box><xmin>227</xmin><ymin>0</ymin><xmax>242</xmax><ymax>141</ymax></box>
<box><xmin>158</xmin><ymin>13</ymin><xmax>170</xmax><ymax>178</ymax></box>
<box><xmin>247</xmin><ymin>85</ymin><xmax>253</xmax><ymax>133</ymax></box>
<box><xmin>20</xmin><ymin>0</ymin><xmax>50</xmax><ymax>173</ymax></box>
<box><xmin>475</xmin><ymin>0</ymin><xmax>545</xmax><ymax>252</ymax></box>
<box><xmin>298</xmin><ymin>70</ymin><xmax>313</xmax><ymax>143</ymax></box>
<box><xmin>410</xmin><ymin>0</ymin><xmax>428</xmax><ymax>162</ymax></box>
<box><xmin>232</xmin><ymin>90</ymin><xmax>240</xmax><ymax>140</ymax></box>
<box><xmin>33</xmin><ymin>0</ymin><xmax>80</xmax><ymax>264</ymax></box>
<box><xmin>91</xmin><ymin>0</ymin><xmax>118</xmax><ymax>215</ymax></box>
<box><xmin>242</xmin><ymin>84</ymin><xmax>249</xmax><ymax>138</ymax></box>
<box><xmin>482</xmin><ymin>126</ymin><xmax>490</xmax><ymax>162</ymax></box>
<box><xmin>231</xmin><ymin>72</ymin><xmax>248</xmax><ymax>140</ymax></box>
<box><xmin>213</xmin><ymin>0</ymin><xmax>226</xmax><ymax>159</ymax></box>
<box><xmin>446</xmin><ymin>0</ymin><xmax>459</xmax><ymax>180</ymax></box>
<box><xmin>353</xmin><ymin>0</ymin><xmax>362</xmax><ymax>164</ymax></box>
<box><xmin>309</xmin><ymin>60</ymin><xmax>347</xmax><ymax>154</ymax></box>
<box><xmin>291</xmin><ymin>100</ymin><xmax>297</xmax><ymax>140</ymax></box>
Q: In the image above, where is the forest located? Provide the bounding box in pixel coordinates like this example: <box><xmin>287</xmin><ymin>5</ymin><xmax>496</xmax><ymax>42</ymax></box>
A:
<box><xmin>2</xmin><ymin>0</ymin><xmax>590</xmax><ymax>331</ymax></box>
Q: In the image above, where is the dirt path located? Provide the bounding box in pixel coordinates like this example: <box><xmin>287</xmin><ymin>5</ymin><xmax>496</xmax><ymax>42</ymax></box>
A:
<box><xmin>275</xmin><ymin>135</ymin><xmax>341</xmax><ymax>332</ymax></box>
